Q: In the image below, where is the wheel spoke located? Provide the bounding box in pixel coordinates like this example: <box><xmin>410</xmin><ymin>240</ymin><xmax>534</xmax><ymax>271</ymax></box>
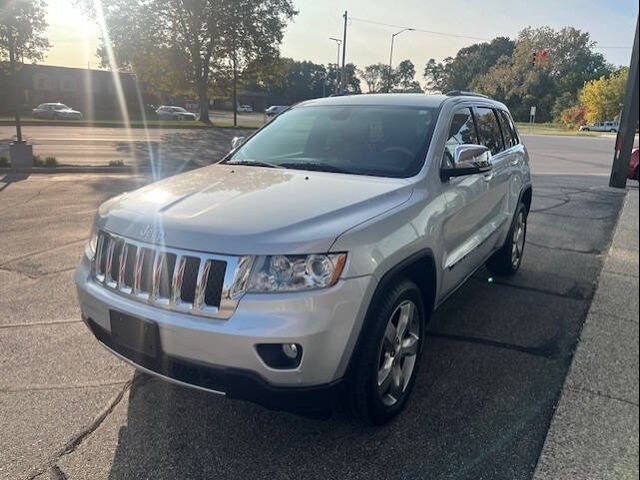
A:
<box><xmin>397</xmin><ymin>302</ymin><xmax>413</xmax><ymax>340</ymax></box>
<box><xmin>378</xmin><ymin>358</ymin><xmax>393</xmax><ymax>393</ymax></box>
<box><xmin>390</xmin><ymin>363</ymin><xmax>404</xmax><ymax>397</ymax></box>
<box><xmin>401</xmin><ymin>334</ymin><xmax>419</xmax><ymax>357</ymax></box>
<box><xmin>384</xmin><ymin>321</ymin><xmax>397</xmax><ymax>349</ymax></box>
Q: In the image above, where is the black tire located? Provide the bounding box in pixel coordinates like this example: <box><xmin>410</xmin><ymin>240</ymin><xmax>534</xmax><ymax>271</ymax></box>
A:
<box><xmin>582</xmin><ymin>128</ymin><xmax>590</xmax><ymax>132</ymax></box>
<box><xmin>634</xmin><ymin>167</ymin><xmax>639</xmax><ymax>181</ymax></box>
<box><xmin>345</xmin><ymin>278</ymin><xmax>426</xmax><ymax>425</ymax></box>
<box><xmin>486</xmin><ymin>202</ymin><xmax>528</xmax><ymax>276</ymax></box>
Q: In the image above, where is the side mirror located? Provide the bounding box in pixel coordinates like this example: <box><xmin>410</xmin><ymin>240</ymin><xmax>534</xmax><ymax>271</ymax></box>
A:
<box><xmin>441</xmin><ymin>144</ymin><xmax>492</xmax><ymax>181</ymax></box>
<box><xmin>230</xmin><ymin>136</ymin><xmax>245</xmax><ymax>150</ymax></box>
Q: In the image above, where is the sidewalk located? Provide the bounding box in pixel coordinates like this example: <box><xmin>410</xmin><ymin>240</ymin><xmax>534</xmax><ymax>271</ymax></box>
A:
<box><xmin>534</xmin><ymin>187</ymin><xmax>639</xmax><ymax>479</ymax></box>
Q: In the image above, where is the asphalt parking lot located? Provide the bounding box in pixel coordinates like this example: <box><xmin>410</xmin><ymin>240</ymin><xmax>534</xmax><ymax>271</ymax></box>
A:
<box><xmin>0</xmin><ymin>135</ymin><xmax>630</xmax><ymax>479</ymax></box>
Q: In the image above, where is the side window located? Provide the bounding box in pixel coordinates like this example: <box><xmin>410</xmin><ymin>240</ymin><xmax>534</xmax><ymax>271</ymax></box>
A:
<box><xmin>442</xmin><ymin>107</ymin><xmax>478</xmax><ymax>168</ymax></box>
<box><xmin>498</xmin><ymin>110</ymin><xmax>518</xmax><ymax>148</ymax></box>
<box><xmin>475</xmin><ymin>107</ymin><xmax>504</xmax><ymax>155</ymax></box>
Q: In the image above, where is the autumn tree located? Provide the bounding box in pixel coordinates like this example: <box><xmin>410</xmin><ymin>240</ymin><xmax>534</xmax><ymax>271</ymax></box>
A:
<box><xmin>579</xmin><ymin>68</ymin><xmax>628</xmax><ymax>123</ymax></box>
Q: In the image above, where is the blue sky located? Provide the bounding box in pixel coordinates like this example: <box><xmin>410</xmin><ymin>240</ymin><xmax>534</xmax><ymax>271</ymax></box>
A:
<box><xmin>45</xmin><ymin>0</ymin><xmax>638</xmax><ymax>73</ymax></box>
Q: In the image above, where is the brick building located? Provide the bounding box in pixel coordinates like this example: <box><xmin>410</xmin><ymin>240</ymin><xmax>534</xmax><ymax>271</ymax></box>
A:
<box><xmin>0</xmin><ymin>64</ymin><xmax>148</xmax><ymax>120</ymax></box>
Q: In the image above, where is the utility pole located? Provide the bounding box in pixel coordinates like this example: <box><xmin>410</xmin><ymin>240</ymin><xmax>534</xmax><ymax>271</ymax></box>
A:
<box><xmin>340</xmin><ymin>10</ymin><xmax>348</xmax><ymax>95</ymax></box>
<box><xmin>609</xmin><ymin>14</ymin><xmax>639</xmax><ymax>188</ymax></box>
<box><xmin>232</xmin><ymin>43</ymin><xmax>238</xmax><ymax>127</ymax></box>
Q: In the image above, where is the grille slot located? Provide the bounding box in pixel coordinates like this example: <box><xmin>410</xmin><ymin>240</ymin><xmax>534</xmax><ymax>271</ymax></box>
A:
<box><xmin>90</xmin><ymin>231</ymin><xmax>242</xmax><ymax>319</ymax></box>
<box><xmin>180</xmin><ymin>257</ymin><xmax>201</xmax><ymax>304</ymax></box>
<box><xmin>205</xmin><ymin>261</ymin><xmax>227</xmax><ymax>307</ymax></box>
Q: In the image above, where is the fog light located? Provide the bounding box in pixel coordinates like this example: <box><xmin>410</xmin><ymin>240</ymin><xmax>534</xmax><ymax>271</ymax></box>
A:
<box><xmin>282</xmin><ymin>343</ymin><xmax>298</xmax><ymax>359</ymax></box>
<box><xmin>256</xmin><ymin>343</ymin><xmax>302</xmax><ymax>369</ymax></box>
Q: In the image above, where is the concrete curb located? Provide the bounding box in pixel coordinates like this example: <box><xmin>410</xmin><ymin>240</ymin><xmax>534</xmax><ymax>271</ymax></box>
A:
<box><xmin>0</xmin><ymin>120</ymin><xmax>257</xmax><ymax>130</ymax></box>
<box><xmin>533</xmin><ymin>187</ymin><xmax>639</xmax><ymax>480</ymax></box>
<box><xmin>0</xmin><ymin>166</ymin><xmax>144</xmax><ymax>174</ymax></box>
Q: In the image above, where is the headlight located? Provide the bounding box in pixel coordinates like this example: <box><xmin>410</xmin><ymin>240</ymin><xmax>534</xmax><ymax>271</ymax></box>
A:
<box><xmin>247</xmin><ymin>253</ymin><xmax>347</xmax><ymax>293</ymax></box>
<box><xmin>85</xmin><ymin>218</ymin><xmax>99</xmax><ymax>258</ymax></box>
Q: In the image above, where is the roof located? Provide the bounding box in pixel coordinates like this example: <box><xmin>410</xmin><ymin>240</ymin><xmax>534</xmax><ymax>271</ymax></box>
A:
<box><xmin>296</xmin><ymin>93</ymin><xmax>449</xmax><ymax>108</ymax></box>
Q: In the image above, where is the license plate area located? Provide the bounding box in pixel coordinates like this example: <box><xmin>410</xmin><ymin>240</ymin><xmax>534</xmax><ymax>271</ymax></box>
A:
<box><xmin>110</xmin><ymin>310</ymin><xmax>160</xmax><ymax>358</ymax></box>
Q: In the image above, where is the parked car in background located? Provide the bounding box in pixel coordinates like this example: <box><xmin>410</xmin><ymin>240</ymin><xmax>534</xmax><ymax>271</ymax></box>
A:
<box><xmin>628</xmin><ymin>147</ymin><xmax>639</xmax><ymax>181</ymax></box>
<box><xmin>155</xmin><ymin>106</ymin><xmax>198</xmax><ymax>121</ymax></box>
<box><xmin>76</xmin><ymin>92</ymin><xmax>532</xmax><ymax>424</ymax></box>
<box><xmin>265</xmin><ymin>105</ymin><xmax>289</xmax><ymax>117</ymax></box>
<box><xmin>237</xmin><ymin>105</ymin><xmax>254</xmax><ymax>113</ymax></box>
<box><xmin>579</xmin><ymin>121</ymin><xmax>619</xmax><ymax>133</ymax></box>
<box><xmin>32</xmin><ymin>103</ymin><xmax>83</xmax><ymax>120</ymax></box>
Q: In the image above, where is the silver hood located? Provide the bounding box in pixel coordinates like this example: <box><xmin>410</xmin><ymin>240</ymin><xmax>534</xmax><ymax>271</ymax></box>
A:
<box><xmin>99</xmin><ymin>164</ymin><xmax>413</xmax><ymax>254</ymax></box>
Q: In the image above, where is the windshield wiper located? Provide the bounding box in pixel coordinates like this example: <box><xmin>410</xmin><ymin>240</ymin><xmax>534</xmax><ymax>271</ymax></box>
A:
<box><xmin>226</xmin><ymin>159</ymin><xmax>284</xmax><ymax>169</ymax></box>
<box><xmin>278</xmin><ymin>162</ymin><xmax>353</xmax><ymax>174</ymax></box>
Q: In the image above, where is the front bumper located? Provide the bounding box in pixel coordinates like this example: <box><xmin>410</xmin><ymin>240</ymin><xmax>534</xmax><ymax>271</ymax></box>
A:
<box><xmin>75</xmin><ymin>256</ymin><xmax>372</xmax><ymax>412</ymax></box>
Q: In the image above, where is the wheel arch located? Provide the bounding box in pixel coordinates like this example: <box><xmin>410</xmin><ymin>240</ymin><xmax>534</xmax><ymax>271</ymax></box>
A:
<box><xmin>343</xmin><ymin>249</ymin><xmax>437</xmax><ymax>379</ymax></box>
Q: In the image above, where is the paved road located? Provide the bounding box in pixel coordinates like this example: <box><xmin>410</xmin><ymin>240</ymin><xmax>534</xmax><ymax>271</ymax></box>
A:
<box><xmin>0</xmin><ymin>136</ymin><xmax>631</xmax><ymax>479</ymax></box>
<box><xmin>1</xmin><ymin>124</ymin><xmax>635</xmax><ymax>174</ymax></box>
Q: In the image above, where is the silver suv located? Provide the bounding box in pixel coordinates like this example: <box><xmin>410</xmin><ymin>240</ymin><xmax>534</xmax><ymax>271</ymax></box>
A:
<box><xmin>76</xmin><ymin>93</ymin><xmax>532</xmax><ymax>424</ymax></box>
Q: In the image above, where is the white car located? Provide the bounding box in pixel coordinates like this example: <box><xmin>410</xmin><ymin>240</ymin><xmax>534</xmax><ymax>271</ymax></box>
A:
<box><xmin>155</xmin><ymin>106</ymin><xmax>198</xmax><ymax>121</ymax></box>
<box><xmin>265</xmin><ymin>105</ymin><xmax>288</xmax><ymax>117</ymax></box>
<box><xmin>237</xmin><ymin>105</ymin><xmax>253</xmax><ymax>113</ymax></box>
<box><xmin>32</xmin><ymin>103</ymin><xmax>83</xmax><ymax>120</ymax></box>
<box><xmin>76</xmin><ymin>93</ymin><xmax>532</xmax><ymax>424</ymax></box>
<box><xmin>579</xmin><ymin>121</ymin><xmax>619</xmax><ymax>133</ymax></box>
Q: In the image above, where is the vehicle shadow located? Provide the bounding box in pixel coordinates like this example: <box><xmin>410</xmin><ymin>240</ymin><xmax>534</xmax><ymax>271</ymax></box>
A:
<box><xmin>105</xmin><ymin>175</ymin><xmax>625</xmax><ymax>479</ymax></box>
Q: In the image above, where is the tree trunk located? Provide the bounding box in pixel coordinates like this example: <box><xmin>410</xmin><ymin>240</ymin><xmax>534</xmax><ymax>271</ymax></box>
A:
<box><xmin>198</xmin><ymin>81</ymin><xmax>210</xmax><ymax>123</ymax></box>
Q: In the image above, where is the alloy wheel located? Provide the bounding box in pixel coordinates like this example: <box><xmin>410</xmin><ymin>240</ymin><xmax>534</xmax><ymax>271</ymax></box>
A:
<box><xmin>377</xmin><ymin>300</ymin><xmax>420</xmax><ymax>407</ymax></box>
<box><xmin>511</xmin><ymin>211</ymin><xmax>526</xmax><ymax>268</ymax></box>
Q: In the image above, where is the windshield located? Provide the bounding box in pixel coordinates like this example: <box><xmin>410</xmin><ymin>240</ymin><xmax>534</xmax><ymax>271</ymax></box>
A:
<box><xmin>226</xmin><ymin>105</ymin><xmax>439</xmax><ymax>177</ymax></box>
<box><xmin>54</xmin><ymin>104</ymin><xmax>69</xmax><ymax>110</ymax></box>
<box><xmin>173</xmin><ymin>107</ymin><xmax>187</xmax><ymax>112</ymax></box>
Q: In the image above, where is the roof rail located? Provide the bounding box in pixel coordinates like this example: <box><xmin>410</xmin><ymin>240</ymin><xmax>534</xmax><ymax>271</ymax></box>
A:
<box><xmin>445</xmin><ymin>90</ymin><xmax>489</xmax><ymax>99</ymax></box>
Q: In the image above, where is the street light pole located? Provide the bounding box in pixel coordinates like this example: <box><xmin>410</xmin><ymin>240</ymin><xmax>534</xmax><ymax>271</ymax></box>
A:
<box><xmin>329</xmin><ymin>37</ymin><xmax>342</xmax><ymax>94</ymax></box>
<box><xmin>389</xmin><ymin>28</ymin><xmax>414</xmax><ymax>70</ymax></box>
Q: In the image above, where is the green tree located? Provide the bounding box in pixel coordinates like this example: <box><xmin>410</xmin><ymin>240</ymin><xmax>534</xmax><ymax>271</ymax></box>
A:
<box><xmin>579</xmin><ymin>67</ymin><xmax>628</xmax><ymax>123</ymax></box>
<box><xmin>395</xmin><ymin>59</ymin><xmax>421</xmax><ymax>92</ymax></box>
<box><xmin>423</xmin><ymin>37</ymin><xmax>514</xmax><ymax>93</ymax></box>
<box><xmin>359</xmin><ymin>63</ymin><xmax>396</xmax><ymax>93</ymax></box>
<box><xmin>93</xmin><ymin>0</ymin><xmax>295</xmax><ymax>122</ymax></box>
<box><xmin>0</xmin><ymin>0</ymin><xmax>50</xmax><ymax>141</ymax></box>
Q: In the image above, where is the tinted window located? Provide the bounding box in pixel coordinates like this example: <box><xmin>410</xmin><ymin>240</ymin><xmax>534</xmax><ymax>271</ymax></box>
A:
<box><xmin>475</xmin><ymin>107</ymin><xmax>504</xmax><ymax>155</ymax></box>
<box><xmin>497</xmin><ymin>110</ymin><xmax>518</xmax><ymax>148</ymax></box>
<box><xmin>443</xmin><ymin>107</ymin><xmax>478</xmax><ymax>168</ymax></box>
<box><xmin>227</xmin><ymin>106</ymin><xmax>439</xmax><ymax>178</ymax></box>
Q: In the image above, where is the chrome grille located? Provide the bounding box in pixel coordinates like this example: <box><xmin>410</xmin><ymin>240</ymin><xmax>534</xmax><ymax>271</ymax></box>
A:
<box><xmin>92</xmin><ymin>231</ymin><xmax>249</xmax><ymax>319</ymax></box>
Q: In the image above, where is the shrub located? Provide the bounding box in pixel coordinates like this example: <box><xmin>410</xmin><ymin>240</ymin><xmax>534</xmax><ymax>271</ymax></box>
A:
<box><xmin>44</xmin><ymin>156</ymin><xmax>58</xmax><ymax>167</ymax></box>
<box><xmin>108</xmin><ymin>159</ymin><xmax>125</xmax><ymax>166</ymax></box>
<box><xmin>560</xmin><ymin>105</ymin><xmax>587</xmax><ymax>128</ymax></box>
<box><xmin>0</xmin><ymin>156</ymin><xmax>10</xmax><ymax>168</ymax></box>
<box><xmin>32</xmin><ymin>155</ymin><xmax>42</xmax><ymax>165</ymax></box>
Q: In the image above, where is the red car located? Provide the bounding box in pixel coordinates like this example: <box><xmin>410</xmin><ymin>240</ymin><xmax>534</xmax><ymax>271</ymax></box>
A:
<box><xmin>628</xmin><ymin>147</ymin><xmax>639</xmax><ymax>181</ymax></box>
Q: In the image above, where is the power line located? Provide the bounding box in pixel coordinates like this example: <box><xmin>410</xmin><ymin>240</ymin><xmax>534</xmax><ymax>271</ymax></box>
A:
<box><xmin>349</xmin><ymin>16</ymin><xmax>492</xmax><ymax>41</ymax></box>
<box><xmin>349</xmin><ymin>16</ymin><xmax>633</xmax><ymax>49</ymax></box>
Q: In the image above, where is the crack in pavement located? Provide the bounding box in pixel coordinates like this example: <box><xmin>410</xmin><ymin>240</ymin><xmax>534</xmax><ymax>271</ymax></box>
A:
<box><xmin>0</xmin><ymin>238</ymin><xmax>86</xmax><ymax>268</ymax></box>
<box><xmin>426</xmin><ymin>331</ymin><xmax>569</xmax><ymax>360</ymax></box>
<box><xmin>25</xmin><ymin>378</ymin><xmax>134</xmax><ymax>480</ymax></box>
<box><xmin>2</xmin><ymin>380</ymin><xmax>129</xmax><ymax>393</ymax></box>
<box><xmin>0</xmin><ymin>319</ymin><xmax>82</xmax><ymax>329</ymax></box>
<box><xmin>0</xmin><ymin>265</ymin><xmax>76</xmax><ymax>280</ymax></box>
<box><xmin>566</xmin><ymin>385</ymin><xmax>640</xmax><ymax>407</ymax></box>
